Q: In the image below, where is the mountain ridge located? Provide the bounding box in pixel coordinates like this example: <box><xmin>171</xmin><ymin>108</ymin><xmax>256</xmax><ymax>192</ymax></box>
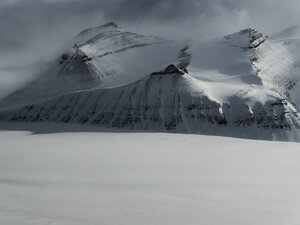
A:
<box><xmin>1</xmin><ymin>23</ymin><xmax>300</xmax><ymax>141</ymax></box>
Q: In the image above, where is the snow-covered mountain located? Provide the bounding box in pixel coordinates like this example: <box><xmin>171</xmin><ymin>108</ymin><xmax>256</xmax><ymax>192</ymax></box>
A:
<box><xmin>1</xmin><ymin>23</ymin><xmax>300</xmax><ymax>141</ymax></box>
<box><xmin>0</xmin><ymin>22</ymin><xmax>184</xmax><ymax>107</ymax></box>
<box><xmin>272</xmin><ymin>25</ymin><xmax>300</xmax><ymax>108</ymax></box>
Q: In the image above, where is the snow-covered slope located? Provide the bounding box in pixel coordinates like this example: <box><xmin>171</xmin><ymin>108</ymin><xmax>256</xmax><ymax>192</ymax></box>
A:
<box><xmin>273</xmin><ymin>24</ymin><xmax>300</xmax><ymax>40</ymax></box>
<box><xmin>189</xmin><ymin>28</ymin><xmax>300</xmax><ymax>101</ymax></box>
<box><xmin>1</xmin><ymin>123</ymin><xmax>300</xmax><ymax>225</ymax></box>
<box><xmin>0</xmin><ymin>64</ymin><xmax>299</xmax><ymax>141</ymax></box>
<box><xmin>0</xmin><ymin>22</ymin><xmax>185</xmax><ymax>108</ymax></box>
<box><xmin>272</xmin><ymin>25</ymin><xmax>300</xmax><ymax>108</ymax></box>
<box><xmin>1</xmin><ymin>24</ymin><xmax>300</xmax><ymax>141</ymax></box>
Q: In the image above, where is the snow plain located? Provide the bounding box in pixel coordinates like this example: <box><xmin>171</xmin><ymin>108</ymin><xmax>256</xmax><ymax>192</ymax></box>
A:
<box><xmin>1</xmin><ymin>122</ymin><xmax>300</xmax><ymax>225</ymax></box>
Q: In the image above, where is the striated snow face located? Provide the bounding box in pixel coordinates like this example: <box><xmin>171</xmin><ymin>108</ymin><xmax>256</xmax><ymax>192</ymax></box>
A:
<box><xmin>272</xmin><ymin>25</ymin><xmax>300</xmax><ymax>109</ymax></box>
<box><xmin>0</xmin><ymin>65</ymin><xmax>299</xmax><ymax>141</ymax></box>
<box><xmin>0</xmin><ymin>23</ymin><xmax>300</xmax><ymax>141</ymax></box>
<box><xmin>0</xmin><ymin>23</ymin><xmax>186</xmax><ymax>108</ymax></box>
<box><xmin>74</xmin><ymin>22</ymin><xmax>121</xmax><ymax>46</ymax></box>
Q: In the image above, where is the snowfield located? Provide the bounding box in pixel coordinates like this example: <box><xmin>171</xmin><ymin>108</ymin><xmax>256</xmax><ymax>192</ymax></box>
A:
<box><xmin>1</xmin><ymin>122</ymin><xmax>300</xmax><ymax>225</ymax></box>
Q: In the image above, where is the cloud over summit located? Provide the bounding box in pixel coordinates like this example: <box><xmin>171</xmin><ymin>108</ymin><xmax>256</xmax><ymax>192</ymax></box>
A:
<box><xmin>0</xmin><ymin>0</ymin><xmax>299</xmax><ymax>84</ymax></box>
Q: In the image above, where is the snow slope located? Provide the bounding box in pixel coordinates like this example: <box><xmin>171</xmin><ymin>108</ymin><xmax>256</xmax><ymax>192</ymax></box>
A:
<box><xmin>1</xmin><ymin>122</ymin><xmax>300</xmax><ymax>225</ymax></box>
<box><xmin>273</xmin><ymin>24</ymin><xmax>300</xmax><ymax>40</ymax></box>
<box><xmin>189</xmin><ymin>28</ymin><xmax>300</xmax><ymax>102</ymax></box>
<box><xmin>0</xmin><ymin>65</ymin><xmax>299</xmax><ymax>141</ymax></box>
<box><xmin>273</xmin><ymin>25</ymin><xmax>300</xmax><ymax>108</ymax></box>
<box><xmin>1</xmin><ymin>24</ymin><xmax>300</xmax><ymax>141</ymax></box>
<box><xmin>0</xmin><ymin>23</ymin><xmax>185</xmax><ymax>108</ymax></box>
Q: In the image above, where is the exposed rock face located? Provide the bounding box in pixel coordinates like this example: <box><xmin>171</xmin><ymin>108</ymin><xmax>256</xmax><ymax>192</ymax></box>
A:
<box><xmin>1</xmin><ymin>65</ymin><xmax>299</xmax><ymax>140</ymax></box>
<box><xmin>224</xmin><ymin>28</ymin><xmax>300</xmax><ymax>112</ymax></box>
<box><xmin>249</xmin><ymin>34</ymin><xmax>299</xmax><ymax>98</ymax></box>
<box><xmin>247</xmin><ymin>29</ymin><xmax>267</xmax><ymax>49</ymax></box>
<box><xmin>0</xmin><ymin>23</ymin><xmax>175</xmax><ymax>109</ymax></box>
<box><xmin>1</xmin><ymin>23</ymin><xmax>300</xmax><ymax>141</ymax></box>
<box><xmin>224</xmin><ymin>28</ymin><xmax>267</xmax><ymax>50</ymax></box>
<box><xmin>58</xmin><ymin>49</ymin><xmax>104</xmax><ymax>82</ymax></box>
<box><xmin>151</xmin><ymin>64</ymin><xmax>185</xmax><ymax>76</ymax></box>
<box><xmin>60</xmin><ymin>22</ymin><xmax>166</xmax><ymax>83</ymax></box>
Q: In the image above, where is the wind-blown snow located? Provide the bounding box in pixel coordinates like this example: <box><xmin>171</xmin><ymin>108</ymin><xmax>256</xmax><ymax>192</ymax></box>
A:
<box><xmin>272</xmin><ymin>25</ymin><xmax>300</xmax><ymax>108</ymax></box>
<box><xmin>0</xmin><ymin>122</ymin><xmax>300</xmax><ymax>225</ymax></box>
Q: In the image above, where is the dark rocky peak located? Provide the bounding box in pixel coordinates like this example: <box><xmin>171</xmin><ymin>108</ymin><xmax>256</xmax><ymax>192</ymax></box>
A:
<box><xmin>244</xmin><ymin>28</ymin><xmax>267</xmax><ymax>48</ymax></box>
<box><xmin>99</xmin><ymin>22</ymin><xmax>119</xmax><ymax>29</ymax></box>
<box><xmin>151</xmin><ymin>64</ymin><xmax>186</xmax><ymax>76</ymax></box>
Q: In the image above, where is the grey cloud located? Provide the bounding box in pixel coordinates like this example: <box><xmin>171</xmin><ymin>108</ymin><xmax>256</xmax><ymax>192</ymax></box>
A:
<box><xmin>0</xmin><ymin>0</ymin><xmax>300</xmax><ymax>97</ymax></box>
<box><xmin>1</xmin><ymin>0</ymin><xmax>300</xmax><ymax>54</ymax></box>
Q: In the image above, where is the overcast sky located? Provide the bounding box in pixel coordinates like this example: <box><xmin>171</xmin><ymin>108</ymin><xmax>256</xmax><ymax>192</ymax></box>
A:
<box><xmin>0</xmin><ymin>0</ymin><xmax>300</xmax><ymax>97</ymax></box>
<box><xmin>1</xmin><ymin>0</ymin><xmax>300</xmax><ymax>64</ymax></box>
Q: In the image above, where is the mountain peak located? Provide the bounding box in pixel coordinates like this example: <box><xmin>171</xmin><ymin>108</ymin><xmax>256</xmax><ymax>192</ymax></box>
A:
<box><xmin>151</xmin><ymin>64</ymin><xmax>186</xmax><ymax>76</ymax></box>
<box><xmin>100</xmin><ymin>22</ymin><xmax>119</xmax><ymax>29</ymax></box>
<box><xmin>75</xmin><ymin>22</ymin><xmax>121</xmax><ymax>46</ymax></box>
<box><xmin>77</xmin><ymin>22</ymin><xmax>120</xmax><ymax>36</ymax></box>
<box><xmin>224</xmin><ymin>28</ymin><xmax>267</xmax><ymax>49</ymax></box>
<box><xmin>239</xmin><ymin>28</ymin><xmax>258</xmax><ymax>34</ymax></box>
<box><xmin>1</xmin><ymin>24</ymin><xmax>300</xmax><ymax>141</ymax></box>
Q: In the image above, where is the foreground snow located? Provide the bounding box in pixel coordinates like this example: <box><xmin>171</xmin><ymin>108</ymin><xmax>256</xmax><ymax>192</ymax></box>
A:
<box><xmin>1</xmin><ymin>122</ymin><xmax>300</xmax><ymax>225</ymax></box>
